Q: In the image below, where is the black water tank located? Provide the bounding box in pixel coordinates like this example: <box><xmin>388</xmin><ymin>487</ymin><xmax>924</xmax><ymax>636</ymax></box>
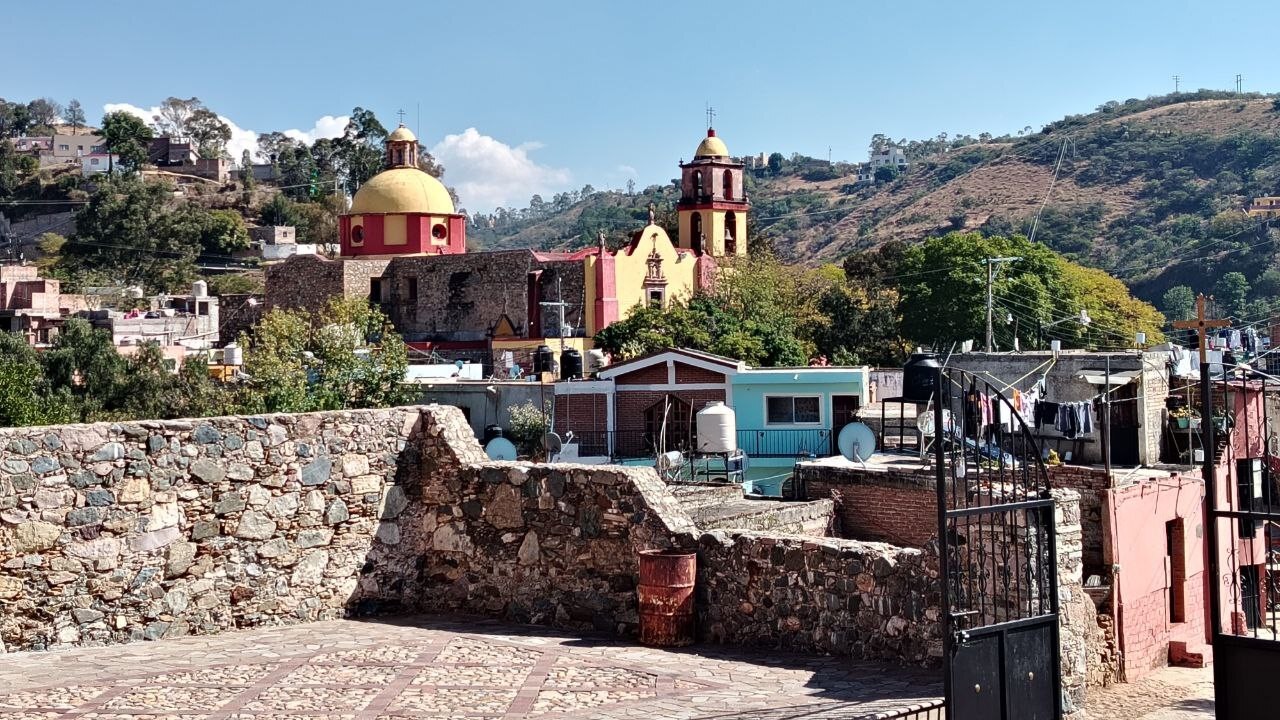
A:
<box><xmin>902</xmin><ymin>353</ymin><xmax>941</xmax><ymax>402</ymax></box>
<box><xmin>533</xmin><ymin>345</ymin><xmax>555</xmax><ymax>374</ymax></box>
<box><xmin>560</xmin><ymin>348</ymin><xmax>583</xmax><ymax>380</ymax></box>
<box><xmin>483</xmin><ymin>424</ymin><xmax>504</xmax><ymax>444</ymax></box>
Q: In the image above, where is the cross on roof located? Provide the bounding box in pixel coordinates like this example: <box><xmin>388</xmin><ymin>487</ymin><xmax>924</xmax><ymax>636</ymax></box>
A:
<box><xmin>705</xmin><ymin>104</ymin><xmax>716</xmax><ymax>128</ymax></box>
<box><xmin>1171</xmin><ymin>293</ymin><xmax>1230</xmax><ymax>364</ymax></box>
<box><xmin>396</xmin><ymin>109</ymin><xmax>406</xmax><ymax>125</ymax></box>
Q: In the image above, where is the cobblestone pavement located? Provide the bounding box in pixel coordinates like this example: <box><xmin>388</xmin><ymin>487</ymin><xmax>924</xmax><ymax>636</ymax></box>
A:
<box><xmin>0</xmin><ymin>616</ymin><xmax>942</xmax><ymax>720</ymax></box>
<box><xmin>1083</xmin><ymin>666</ymin><xmax>1214</xmax><ymax>719</ymax></box>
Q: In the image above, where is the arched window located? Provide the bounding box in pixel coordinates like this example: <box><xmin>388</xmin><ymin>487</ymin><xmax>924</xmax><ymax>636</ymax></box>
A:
<box><xmin>725</xmin><ymin>211</ymin><xmax>737</xmax><ymax>255</ymax></box>
<box><xmin>351</xmin><ymin>225</ymin><xmax>365</xmax><ymax>246</ymax></box>
<box><xmin>690</xmin><ymin>212</ymin><xmax>703</xmax><ymax>255</ymax></box>
<box><xmin>693</xmin><ymin>170</ymin><xmax>704</xmax><ymax>199</ymax></box>
<box><xmin>723</xmin><ymin>170</ymin><xmax>733</xmax><ymax>200</ymax></box>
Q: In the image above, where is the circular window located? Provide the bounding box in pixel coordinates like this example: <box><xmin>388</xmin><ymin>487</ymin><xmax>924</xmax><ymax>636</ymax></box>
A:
<box><xmin>432</xmin><ymin>223</ymin><xmax>448</xmax><ymax>240</ymax></box>
<box><xmin>351</xmin><ymin>225</ymin><xmax>364</xmax><ymax>244</ymax></box>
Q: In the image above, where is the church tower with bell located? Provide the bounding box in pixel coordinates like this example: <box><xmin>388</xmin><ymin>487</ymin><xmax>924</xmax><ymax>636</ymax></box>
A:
<box><xmin>677</xmin><ymin>110</ymin><xmax>748</xmax><ymax>257</ymax></box>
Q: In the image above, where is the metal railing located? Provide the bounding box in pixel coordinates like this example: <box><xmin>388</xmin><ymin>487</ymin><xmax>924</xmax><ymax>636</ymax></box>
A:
<box><xmin>551</xmin><ymin>428</ymin><xmax>834</xmax><ymax>461</ymax></box>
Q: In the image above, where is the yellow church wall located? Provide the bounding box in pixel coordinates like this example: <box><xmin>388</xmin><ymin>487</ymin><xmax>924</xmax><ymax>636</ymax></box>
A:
<box><xmin>612</xmin><ymin>224</ymin><xmax>699</xmax><ymax>321</ymax></box>
<box><xmin>384</xmin><ymin>215</ymin><xmax>407</xmax><ymax>246</ymax></box>
<box><xmin>583</xmin><ymin>256</ymin><xmax>597</xmax><ymax>333</ymax></box>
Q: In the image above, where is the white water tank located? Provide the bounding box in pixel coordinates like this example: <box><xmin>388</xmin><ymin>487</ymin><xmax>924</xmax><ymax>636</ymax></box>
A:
<box><xmin>223</xmin><ymin>343</ymin><xmax>243</xmax><ymax>366</ymax></box>
<box><xmin>696</xmin><ymin>401</ymin><xmax>737</xmax><ymax>453</ymax></box>
<box><xmin>191</xmin><ymin>280</ymin><xmax>208</xmax><ymax>297</ymax></box>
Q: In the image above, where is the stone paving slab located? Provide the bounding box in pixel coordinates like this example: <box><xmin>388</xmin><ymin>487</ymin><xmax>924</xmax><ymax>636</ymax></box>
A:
<box><xmin>0</xmin><ymin>616</ymin><xmax>943</xmax><ymax>720</ymax></box>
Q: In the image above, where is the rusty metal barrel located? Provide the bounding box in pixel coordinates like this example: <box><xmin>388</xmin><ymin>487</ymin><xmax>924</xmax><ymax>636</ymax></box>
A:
<box><xmin>637</xmin><ymin>549</ymin><xmax>696</xmax><ymax>647</ymax></box>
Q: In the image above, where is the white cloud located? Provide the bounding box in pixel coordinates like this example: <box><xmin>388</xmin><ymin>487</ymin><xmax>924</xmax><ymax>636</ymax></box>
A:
<box><xmin>102</xmin><ymin>102</ymin><xmax>348</xmax><ymax>163</ymax></box>
<box><xmin>616</xmin><ymin>164</ymin><xmax>638</xmax><ymax>176</ymax></box>
<box><xmin>430</xmin><ymin>128</ymin><xmax>571</xmax><ymax>212</ymax></box>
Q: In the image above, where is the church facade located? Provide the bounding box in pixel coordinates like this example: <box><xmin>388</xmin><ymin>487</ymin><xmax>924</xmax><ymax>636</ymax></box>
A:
<box><xmin>265</xmin><ymin>122</ymin><xmax>749</xmax><ymax>369</ymax></box>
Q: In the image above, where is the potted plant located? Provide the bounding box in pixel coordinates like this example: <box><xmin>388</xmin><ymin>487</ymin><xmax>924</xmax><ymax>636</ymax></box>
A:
<box><xmin>1170</xmin><ymin>406</ymin><xmax>1199</xmax><ymax>429</ymax></box>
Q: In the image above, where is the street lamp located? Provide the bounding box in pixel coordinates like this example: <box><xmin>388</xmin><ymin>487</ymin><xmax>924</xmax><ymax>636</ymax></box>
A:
<box><xmin>1038</xmin><ymin>309</ymin><xmax>1091</xmax><ymax>350</ymax></box>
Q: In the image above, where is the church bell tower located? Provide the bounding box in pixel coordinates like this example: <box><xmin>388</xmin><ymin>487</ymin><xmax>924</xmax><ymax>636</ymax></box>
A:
<box><xmin>677</xmin><ymin>117</ymin><xmax>748</xmax><ymax>257</ymax></box>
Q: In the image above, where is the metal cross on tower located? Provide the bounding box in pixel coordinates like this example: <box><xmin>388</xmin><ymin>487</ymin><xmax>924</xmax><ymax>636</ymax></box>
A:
<box><xmin>396</xmin><ymin>109</ymin><xmax>406</xmax><ymax>125</ymax></box>
<box><xmin>705</xmin><ymin>104</ymin><xmax>716</xmax><ymax>128</ymax></box>
<box><xmin>1172</xmin><ymin>293</ymin><xmax>1229</xmax><ymax>364</ymax></box>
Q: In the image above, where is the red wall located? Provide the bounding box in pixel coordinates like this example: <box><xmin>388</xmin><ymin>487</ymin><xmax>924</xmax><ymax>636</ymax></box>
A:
<box><xmin>339</xmin><ymin>213</ymin><xmax>467</xmax><ymax>256</ymax></box>
<box><xmin>1104</xmin><ymin>473</ymin><xmax>1208</xmax><ymax>680</ymax></box>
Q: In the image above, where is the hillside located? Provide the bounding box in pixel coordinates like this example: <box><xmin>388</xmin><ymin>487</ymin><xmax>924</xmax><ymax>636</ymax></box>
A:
<box><xmin>471</xmin><ymin>91</ymin><xmax>1280</xmax><ymax>311</ymax></box>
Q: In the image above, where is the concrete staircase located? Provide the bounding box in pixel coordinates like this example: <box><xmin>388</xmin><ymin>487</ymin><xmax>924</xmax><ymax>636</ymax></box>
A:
<box><xmin>670</xmin><ymin>483</ymin><xmax>834</xmax><ymax>537</ymax></box>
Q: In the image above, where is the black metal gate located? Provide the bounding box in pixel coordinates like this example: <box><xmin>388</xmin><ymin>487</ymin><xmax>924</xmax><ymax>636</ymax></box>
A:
<box><xmin>1201</xmin><ymin>366</ymin><xmax>1280</xmax><ymax>719</ymax></box>
<box><xmin>935</xmin><ymin>368</ymin><xmax>1061</xmax><ymax>720</ymax></box>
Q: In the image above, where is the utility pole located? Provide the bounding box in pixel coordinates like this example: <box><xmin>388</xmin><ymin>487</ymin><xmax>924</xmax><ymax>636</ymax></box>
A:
<box><xmin>1236</xmin><ymin>74</ymin><xmax>1243</xmax><ymax>94</ymax></box>
<box><xmin>983</xmin><ymin>256</ymin><xmax>1021</xmax><ymax>352</ymax></box>
<box><xmin>1173</xmin><ymin>75</ymin><xmax>1181</xmax><ymax>93</ymax></box>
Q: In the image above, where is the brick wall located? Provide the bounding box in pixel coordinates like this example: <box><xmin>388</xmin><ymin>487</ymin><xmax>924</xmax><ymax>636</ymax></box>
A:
<box><xmin>615</xmin><ymin>364</ymin><xmax>670</xmax><ymax>385</ymax></box>
<box><xmin>674</xmin><ymin>364</ymin><xmax>728</xmax><ymax>384</ymax></box>
<box><xmin>797</xmin><ymin>464</ymin><xmax>936</xmax><ymax>547</ymax></box>
<box><xmin>1047</xmin><ymin>465</ymin><xmax>1112</xmax><ymax>574</ymax></box>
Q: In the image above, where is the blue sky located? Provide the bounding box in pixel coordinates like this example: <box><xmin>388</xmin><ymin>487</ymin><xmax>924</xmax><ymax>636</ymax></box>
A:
<box><xmin>6</xmin><ymin>0</ymin><xmax>1278</xmax><ymax>211</ymax></box>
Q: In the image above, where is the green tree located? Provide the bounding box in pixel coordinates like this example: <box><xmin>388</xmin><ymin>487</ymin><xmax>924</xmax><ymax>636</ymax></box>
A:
<box><xmin>0</xmin><ymin>334</ymin><xmax>76</xmax><ymax>427</ymax></box>
<box><xmin>205</xmin><ymin>273</ymin><xmax>264</xmax><ymax>295</ymax></box>
<box><xmin>41</xmin><ymin>318</ymin><xmax>127</xmax><ymax>421</ymax></box>
<box><xmin>1214</xmin><ymin>271</ymin><xmax>1251</xmax><ymax>318</ymax></box>
<box><xmin>26</xmin><ymin>98</ymin><xmax>62</xmax><ymax>131</ymax></box>
<box><xmin>100</xmin><ymin>111</ymin><xmax>154</xmax><ymax>173</ymax></box>
<box><xmin>1161</xmin><ymin>285</ymin><xmax>1196</xmax><ymax>322</ymax></box>
<box><xmin>240</xmin><ymin>298</ymin><xmax>411</xmax><ymax>413</ymax></box>
<box><xmin>0</xmin><ymin>139</ymin><xmax>38</xmax><ymax>198</ymax></box>
<box><xmin>338</xmin><ymin>107</ymin><xmax>388</xmax><ymax>193</ymax></box>
<box><xmin>767</xmin><ymin>152</ymin><xmax>784</xmax><ymax>175</ymax></box>
<box><xmin>874</xmin><ymin>165</ymin><xmax>899</xmax><ymax>184</ymax></box>
<box><xmin>66</xmin><ymin>175</ymin><xmax>198</xmax><ymax>291</ymax></box>
<box><xmin>64</xmin><ymin>99</ymin><xmax>85</xmax><ymax>134</ymax></box>
<box><xmin>33</xmin><ymin>232</ymin><xmax>65</xmax><ymax>272</ymax></box>
<box><xmin>152</xmin><ymin>96</ymin><xmax>201</xmax><ymax>137</ymax></box>
<box><xmin>186</xmin><ymin>108</ymin><xmax>231</xmax><ymax>158</ymax></box>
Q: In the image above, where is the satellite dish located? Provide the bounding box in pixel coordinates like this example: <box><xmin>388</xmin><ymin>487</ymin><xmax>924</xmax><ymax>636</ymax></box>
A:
<box><xmin>542</xmin><ymin>431</ymin><xmax>563</xmax><ymax>454</ymax></box>
<box><xmin>485</xmin><ymin>437</ymin><xmax>517</xmax><ymax>461</ymax></box>
<box><xmin>837</xmin><ymin>422</ymin><xmax>876</xmax><ymax>463</ymax></box>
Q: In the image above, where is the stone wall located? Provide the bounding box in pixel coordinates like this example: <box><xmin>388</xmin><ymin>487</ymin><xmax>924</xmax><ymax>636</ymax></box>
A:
<box><xmin>798</xmin><ymin>464</ymin><xmax>935</xmax><ymax>547</ymax></box>
<box><xmin>0</xmin><ymin>407</ymin><xmax>441</xmax><ymax>652</ymax></box>
<box><xmin>696</xmin><ymin>531</ymin><xmax>943</xmax><ymax>666</ymax></box>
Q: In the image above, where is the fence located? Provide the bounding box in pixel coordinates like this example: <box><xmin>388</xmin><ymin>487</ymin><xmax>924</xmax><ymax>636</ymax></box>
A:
<box><xmin>555</xmin><ymin>428</ymin><xmax>833</xmax><ymax>461</ymax></box>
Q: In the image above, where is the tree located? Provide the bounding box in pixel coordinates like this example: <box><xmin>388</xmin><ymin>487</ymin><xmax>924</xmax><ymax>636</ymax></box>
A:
<box><xmin>0</xmin><ymin>101</ymin><xmax>32</xmax><ymax>137</ymax></box>
<box><xmin>627</xmin><ymin>178</ymin><xmax>636</xmax><ymax>195</ymax></box>
<box><xmin>41</xmin><ymin>318</ymin><xmax>128</xmax><ymax>421</ymax></box>
<box><xmin>256</xmin><ymin>131</ymin><xmax>293</xmax><ymax>163</ymax></box>
<box><xmin>240</xmin><ymin>298</ymin><xmax>411</xmax><ymax>413</ymax></box>
<box><xmin>206</xmin><ymin>273</ymin><xmax>264</xmax><ymax>295</ymax></box>
<box><xmin>66</xmin><ymin>175</ymin><xmax>198</xmax><ymax>291</ymax></box>
<box><xmin>239</xmin><ymin>148</ymin><xmax>256</xmax><ymax>195</ymax></box>
<box><xmin>1161</xmin><ymin>285</ymin><xmax>1196</xmax><ymax>322</ymax></box>
<box><xmin>1214</xmin><ymin>272</ymin><xmax>1251</xmax><ymax>318</ymax></box>
<box><xmin>767</xmin><ymin>152</ymin><xmax>784</xmax><ymax>175</ymax></box>
<box><xmin>338</xmin><ymin>107</ymin><xmax>388</xmax><ymax>193</ymax></box>
<box><xmin>26</xmin><ymin>98</ymin><xmax>62</xmax><ymax>131</ymax></box>
<box><xmin>100</xmin><ymin>111</ymin><xmax>154</xmax><ymax>173</ymax></box>
<box><xmin>0</xmin><ymin>139</ymin><xmax>38</xmax><ymax>198</ymax></box>
<box><xmin>868</xmin><ymin>133</ymin><xmax>891</xmax><ymax>154</ymax></box>
<box><xmin>0</xmin><ymin>333</ymin><xmax>76</xmax><ymax>427</ymax></box>
<box><xmin>34</xmin><ymin>232</ymin><xmax>66</xmax><ymax>272</ymax></box>
<box><xmin>153</xmin><ymin>96</ymin><xmax>202</xmax><ymax>137</ymax></box>
<box><xmin>186</xmin><ymin>208</ymin><xmax>251</xmax><ymax>255</ymax></box>
<box><xmin>186</xmin><ymin>108</ymin><xmax>231</xmax><ymax>158</ymax></box>
<box><xmin>874</xmin><ymin>165</ymin><xmax>899</xmax><ymax>184</ymax></box>
<box><xmin>64</xmin><ymin>99</ymin><xmax>86</xmax><ymax>134</ymax></box>
<box><xmin>260</xmin><ymin>192</ymin><xmax>302</xmax><ymax>227</ymax></box>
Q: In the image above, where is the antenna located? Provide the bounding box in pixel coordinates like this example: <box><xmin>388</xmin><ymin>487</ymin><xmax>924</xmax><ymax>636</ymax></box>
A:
<box><xmin>1173</xmin><ymin>74</ymin><xmax>1181</xmax><ymax>93</ymax></box>
<box><xmin>1236</xmin><ymin>74</ymin><xmax>1243</xmax><ymax>94</ymax></box>
<box><xmin>705</xmin><ymin>103</ymin><xmax>716</xmax><ymax>129</ymax></box>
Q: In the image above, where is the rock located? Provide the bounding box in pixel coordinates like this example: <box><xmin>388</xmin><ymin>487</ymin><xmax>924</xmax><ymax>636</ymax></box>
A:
<box><xmin>324</xmin><ymin>498</ymin><xmax>349</xmax><ymax>525</ymax></box>
<box><xmin>244</xmin><ymin>441</ymin><xmax>265</xmax><ymax>461</ymax></box>
<box><xmin>257</xmin><ymin>539</ymin><xmax>290</xmax><ymax>558</ymax></box>
<box><xmin>164</xmin><ymin>589</ymin><xmax>190</xmax><ymax>614</ymax></box>
<box><xmin>2</xmin><ymin>459</ymin><xmax>30</xmax><ymax>474</ymax></box>
<box><xmin>30</xmin><ymin>456</ymin><xmax>59</xmax><ymax>474</ymax></box>
<box><xmin>33</xmin><ymin>488</ymin><xmax>69</xmax><ymax>509</ymax></box>
<box><xmin>190</xmin><ymin>459</ymin><xmax>226</xmax><ymax>483</ymax></box>
<box><xmin>143</xmin><ymin>621</ymin><xmax>170</xmax><ymax>640</ymax></box>
<box><xmin>116</xmin><ymin>476</ymin><xmax>150</xmax><ymax>503</ymax></box>
<box><xmin>375</xmin><ymin>523</ymin><xmax>400</xmax><ymax>545</ymax></box>
<box><xmin>192</xmin><ymin>425</ymin><xmax>222</xmax><ymax>444</ymax></box>
<box><xmin>0</xmin><ymin>576</ymin><xmax>23</xmax><ymax>599</ymax></box>
<box><xmin>300</xmin><ymin>456</ymin><xmax>332</xmax><ymax>486</ymax></box>
<box><xmin>42</xmin><ymin>433</ymin><xmax>62</xmax><ymax>451</ymax></box>
<box><xmin>246</xmin><ymin>485</ymin><xmax>272</xmax><ymax>507</ymax></box>
<box><xmin>296</xmin><ymin>529</ymin><xmax>333</xmax><ymax>548</ymax></box>
<box><xmin>214</xmin><ymin>493</ymin><xmax>246</xmax><ymax>515</ymax></box>
<box><xmin>66</xmin><ymin>507</ymin><xmax>104</xmax><ymax>527</ymax></box>
<box><xmin>147</xmin><ymin>435</ymin><xmax>167</xmax><ymax>453</ymax></box>
<box><xmin>265</xmin><ymin>492</ymin><xmax>299</xmax><ymax>519</ymax></box>
<box><xmin>341</xmin><ymin>454</ymin><xmax>370</xmax><ymax>477</ymax></box>
<box><xmin>129</xmin><ymin>526</ymin><xmax>180</xmax><ymax>551</ymax></box>
<box><xmin>165</xmin><ymin>542</ymin><xmax>198</xmax><ymax>578</ymax></box>
<box><xmin>149</xmin><ymin>502</ymin><xmax>181</xmax><ymax>530</ymax></box>
<box><xmin>224</xmin><ymin>434</ymin><xmax>244</xmax><ymax>450</ymax></box>
<box><xmin>89</xmin><ymin>442</ymin><xmax>125</xmax><ymax>462</ymax></box>
<box><xmin>234</xmin><ymin>510</ymin><xmax>277</xmax><ymax>540</ymax></box>
<box><xmin>191</xmin><ymin>520</ymin><xmax>220</xmax><ymax>540</ymax></box>
<box><xmin>303</xmin><ymin>490</ymin><xmax>325</xmax><ymax>512</ymax></box>
<box><xmin>84</xmin><ymin>488</ymin><xmax>115</xmax><ymax>507</ymax></box>
<box><xmin>227</xmin><ymin>463</ymin><xmax>255</xmax><ymax>481</ymax></box>
<box><xmin>291</xmin><ymin>550</ymin><xmax>329</xmax><ymax>586</ymax></box>
<box><xmin>72</xmin><ymin>608</ymin><xmax>104</xmax><ymax>624</ymax></box>
<box><xmin>432</xmin><ymin>522</ymin><xmax>473</xmax><ymax>554</ymax></box>
<box><xmin>379</xmin><ymin>486</ymin><xmax>408</xmax><ymax>519</ymax></box>
<box><xmin>485</xmin><ymin>484</ymin><xmax>525</xmax><ymax>529</ymax></box>
<box><xmin>47</xmin><ymin>571</ymin><xmax>78</xmax><ymax>585</ymax></box>
<box><xmin>517</xmin><ymin>531</ymin><xmax>541</xmax><ymax>565</ymax></box>
<box><xmin>65</xmin><ymin>537</ymin><xmax>121</xmax><ymax>560</ymax></box>
<box><xmin>351</xmin><ymin>475</ymin><xmax>381</xmax><ymax>494</ymax></box>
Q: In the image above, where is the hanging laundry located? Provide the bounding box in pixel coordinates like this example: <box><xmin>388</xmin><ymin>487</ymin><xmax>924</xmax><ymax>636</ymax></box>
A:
<box><xmin>1036</xmin><ymin>401</ymin><xmax>1059</xmax><ymax>429</ymax></box>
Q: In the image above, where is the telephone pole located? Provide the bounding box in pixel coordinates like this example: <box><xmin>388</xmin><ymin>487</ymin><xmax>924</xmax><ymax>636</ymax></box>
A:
<box><xmin>1173</xmin><ymin>75</ymin><xmax>1181</xmax><ymax>93</ymax></box>
<box><xmin>983</xmin><ymin>256</ymin><xmax>1021</xmax><ymax>352</ymax></box>
<box><xmin>1236</xmin><ymin>74</ymin><xmax>1243</xmax><ymax>94</ymax></box>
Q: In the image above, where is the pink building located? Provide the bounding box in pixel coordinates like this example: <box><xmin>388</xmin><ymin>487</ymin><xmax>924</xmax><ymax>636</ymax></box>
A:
<box><xmin>0</xmin><ymin>264</ymin><xmax>72</xmax><ymax>345</ymax></box>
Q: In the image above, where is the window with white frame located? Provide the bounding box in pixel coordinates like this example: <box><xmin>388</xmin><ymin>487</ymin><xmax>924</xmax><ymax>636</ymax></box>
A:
<box><xmin>766</xmin><ymin>395</ymin><xmax>821</xmax><ymax>424</ymax></box>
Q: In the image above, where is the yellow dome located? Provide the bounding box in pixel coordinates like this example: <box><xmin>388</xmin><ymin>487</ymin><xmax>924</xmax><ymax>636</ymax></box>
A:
<box><xmin>387</xmin><ymin>125</ymin><xmax>417</xmax><ymax>143</ymax></box>
<box><xmin>350</xmin><ymin>167</ymin><xmax>454</xmax><ymax>215</ymax></box>
<box><xmin>695</xmin><ymin>129</ymin><xmax>729</xmax><ymax>158</ymax></box>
